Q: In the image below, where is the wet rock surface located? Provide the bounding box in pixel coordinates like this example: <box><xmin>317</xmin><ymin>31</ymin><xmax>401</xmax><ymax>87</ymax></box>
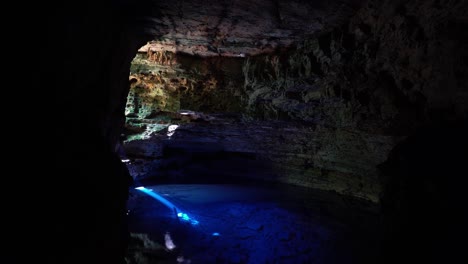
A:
<box><xmin>123</xmin><ymin>112</ymin><xmax>384</xmax><ymax>201</ymax></box>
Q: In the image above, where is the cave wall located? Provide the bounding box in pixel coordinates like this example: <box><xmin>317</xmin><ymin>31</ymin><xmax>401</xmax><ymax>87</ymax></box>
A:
<box><xmin>132</xmin><ymin>0</ymin><xmax>364</xmax><ymax>57</ymax></box>
<box><xmin>315</xmin><ymin>0</ymin><xmax>468</xmax><ymax>132</ymax></box>
<box><xmin>126</xmin><ymin>51</ymin><xmax>244</xmax><ymax>117</ymax></box>
<box><xmin>122</xmin><ymin>0</ymin><xmax>467</xmax><ymax>204</ymax></box>
<box><xmin>122</xmin><ymin>0</ymin><xmax>467</xmax><ymax>203</ymax></box>
<box><xmin>47</xmin><ymin>2</ymin><xmax>153</xmax><ymax>263</ymax></box>
<box><xmin>124</xmin><ymin>45</ymin><xmax>391</xmax><ymax>201</ymax></box>
<box><xmin>377</xmin><ymin>122</ymin><xmax>468</xmax><ymax>263</ymax></box>
<box><xmin>232</xmin><ymin>0</ymin><xmax>468</xmax><ymax>201</ymax></box>
<box><xmin>238</xmin><ymin>0</ymin><xmax>468</xmax><ymax>261</ymax></box>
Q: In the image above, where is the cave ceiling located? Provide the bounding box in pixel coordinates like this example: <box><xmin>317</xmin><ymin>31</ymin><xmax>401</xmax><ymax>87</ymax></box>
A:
<box><xmin>133</xmin><ymin>0</ymin><xmax>365</xmax><ymax>56</ymax></box>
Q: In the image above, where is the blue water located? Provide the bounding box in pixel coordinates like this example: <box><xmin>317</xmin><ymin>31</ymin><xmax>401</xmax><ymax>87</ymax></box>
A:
<box><xmin>128</xmin><ymin>184</ymin><xmax>381</xmax><ymax>264</ymax></box>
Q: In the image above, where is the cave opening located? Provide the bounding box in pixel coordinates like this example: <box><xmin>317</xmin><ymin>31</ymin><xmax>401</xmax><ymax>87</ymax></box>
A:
<box><xmin>44</xmin><ymin>0</ymin><xmax>468</xmax><ymax>264</ymax></box>
<box><xmin>120</xmin><ymin>38</ymin><xmax>385</xmax><ymax>264</ymax></box>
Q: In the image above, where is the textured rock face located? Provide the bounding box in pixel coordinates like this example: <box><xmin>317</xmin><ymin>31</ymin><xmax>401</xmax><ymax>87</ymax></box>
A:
<box><xmin>137</xmin><ymin>0</ymin><xmax>364</xmax><ymax>57</ymax></box>
<box><xmin>315</xmin><ymin>0</ymin><xmax>468</xmax><ymax>133</ymax></box>
<box><xmin>125</xmin><ymin>50</ymin><xmax>375</xmax><ymax>200</ymax></box>
<box><xmin>124</xmin><ymin>113</ymin><xmax>392</xmax><ymax>201</ymax></box>
<box><xmin>124</xmin><ymin>0</ymin><xmax>467</xmax><ymax>203</ymax></box>
<box><xmin>235</xmin><ymin>0</ymin><xmax>468</xmax><ymax>200</ymax></box>
<box><xmin>126</xmin><ymin>53</ymin><xmax>244</xmax><ymax>117</ymax></box>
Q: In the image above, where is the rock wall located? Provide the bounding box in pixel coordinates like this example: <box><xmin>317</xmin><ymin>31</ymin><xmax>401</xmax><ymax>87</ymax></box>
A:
<box><xmin>211</xmin><ymin>0</ymin><xmax>467</xmax><ymax>201</ymax></box>
<box><xmin>126</xmin><ymin>52</ymin><xmax>244</xmax><ymax>117</ymax></box>
<box><xmin>237</xmin><ymin>1</ymin><xmax>468</xmax><ymax>261</ymax></box>
<box><xmin>135</xmin><ymin>0</ymin><xmax>364</xmax><ymax>57</ymax></box>
<box><xmin>46</xmin><ymin>2</ymin><xmax>154</xmax><ymax>263</ymax></box>
<box><xmin>316</xmin><ymin>0</ymin><xmax>468</xmax><ymax>133</ymax></box>
<box><xmin>125</xmin><ymin>45</ymin><xmax>393</xmax><ymax>201</ymax></box>
<box><xmin>124</xmin><ymin>0</ymin><xmax>467</xmax><ymax>203</ymax></box>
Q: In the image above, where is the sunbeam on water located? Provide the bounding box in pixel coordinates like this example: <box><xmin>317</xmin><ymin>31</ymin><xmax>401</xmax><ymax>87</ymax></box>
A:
<box><xmin>177</xmin><ymin>212</ymin><xmax>199</xmax><ymax>225</ymax></box>
<box><xmin>135</xmin><ymin>186</ymin><xmax>199</xmax><ymax>225</ymax></box>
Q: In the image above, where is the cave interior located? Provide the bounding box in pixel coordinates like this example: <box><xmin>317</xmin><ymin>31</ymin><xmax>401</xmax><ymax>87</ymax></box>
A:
<box><xmin>44</xmin><ymin>0</ymin><xmax>467</xmax><ymax>263</ymax></box>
